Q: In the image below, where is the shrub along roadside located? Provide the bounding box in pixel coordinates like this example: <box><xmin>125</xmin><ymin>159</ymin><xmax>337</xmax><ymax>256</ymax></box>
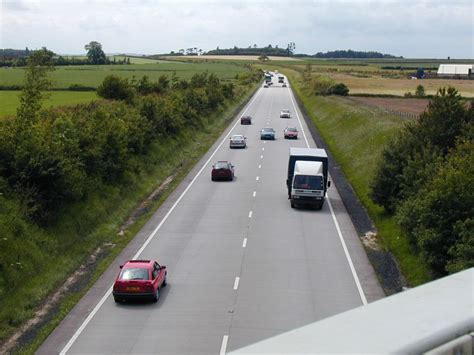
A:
<box><xmin>276</xmin><ymin>66</ymin><xmax>431</xmax><ymax>286</ymax></box>
<box><xmin>0</xmin><ymin>56</ymin><xmax>261</xmax><ymax>348</ymax></box>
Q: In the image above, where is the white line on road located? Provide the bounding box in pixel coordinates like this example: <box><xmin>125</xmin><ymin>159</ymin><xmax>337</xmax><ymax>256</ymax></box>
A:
<box><xmin>233</xmin><ymin>277</ymin><xmax>240</xmax><ymax>290</ymax></box>
<box><xmin>260</xmin><ymin>155</ymin><xmax>263</xmax><ymax>159</ymax></box>
<box><xmin>258</xmin><ymin>165</ymin><xmax>261</xmax><ymax>169</ymax></box>
<box><xmin>256</xmin><ymin>176</ymin><xmax>259</xmax><ymax>181</ymax></box>
<box><xmin>253</xmin><ymin>191</ymin><xmax>256</xmax><ymax>197</ymax></box>
<box><xmin>262</xmin><ymin>147</ymin><xmax>265</xmax><ymax>151</ymax></box>
<box><xmin>59</xmin><ymin>88</ymin><xmax>264</xmax><ymax>355</ymax></box>
<box><xmin>288</xmin><ymin>86</ymin><xmax>368</xmax><ymax>306</ymax></box>
<box><xmin>220</xmin><ymin>335</ymin><xmax>229</xmax><ymax>355</ymax></box>
<box><xmin>248</xmin><ymin>211</ymin><xmax>253</xmax><ymax>218</ymax></box>
<box><xmin>242</xmin><ymin>238</ymin><xmax>247</xmax><ymax>248</ymax></box>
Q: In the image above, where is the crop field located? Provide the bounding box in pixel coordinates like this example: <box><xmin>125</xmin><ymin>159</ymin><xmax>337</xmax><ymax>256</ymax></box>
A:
<box><xmin>0</xmin><ymin>91</ymin><xmax>98</xmax><ymax>117</ymax></box>
<box><xmin>164</xmin><ymin>55</ymin><xmax>300</xmax><ymax>61</ymax></box>
<box><xmin>109</xmin><ymin>55</ymin><xmax>168</xmax><ymax>64</ymax></box>
<box><xmin>0</xmin><ymin>61</ymin><xmax>246</xmax><ymax>89</ymax></box>
<box><xmin>347</xmin><ymin>97</ymin><xmax>430</xmax><ymax>115</ymax></box>
<box><xmin>327</xmin><ymin>72</ymin><xmax>474</xmax><ymax>97</ymax></box>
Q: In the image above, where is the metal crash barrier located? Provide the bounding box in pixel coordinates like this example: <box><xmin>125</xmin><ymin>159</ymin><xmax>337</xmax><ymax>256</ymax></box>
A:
<box><xmin>230</xmin><ymin>268</ymin><xmax>473</xmax><ymax>354</ymax></box>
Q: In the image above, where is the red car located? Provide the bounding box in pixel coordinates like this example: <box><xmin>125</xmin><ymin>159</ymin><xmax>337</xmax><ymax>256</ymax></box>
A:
<box><xmin>211</xmin><ymin>161</ymin><xmax>234</xmax><ymax>181</ymax></box>
<box><xmin>240</xmin><ymin>116</ymin><xmax>252</xmax><ymax>125</ymax></box>
<box><xmin>113</xmin><ymin>260</ymin><xmax>167</xmax><ymax>303</ymax></box>
<box><xmin>284</xmin><ymin>126</ymin><xmax>298</xmax><ymax>139</ymax></box>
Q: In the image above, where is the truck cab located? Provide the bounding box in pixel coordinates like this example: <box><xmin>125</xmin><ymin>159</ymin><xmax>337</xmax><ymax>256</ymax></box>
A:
<box><xmin>291</xmin><ymin>161</ymin><xmax>327</xmax><ymax>209</ymax></box>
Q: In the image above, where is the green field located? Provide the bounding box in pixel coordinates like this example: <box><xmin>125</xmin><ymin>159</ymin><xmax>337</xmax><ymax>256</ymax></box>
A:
<box><xmin>0</xmin><ymin>61</ymin><xmax>246</xmax><ymax>89</ymax></box>
<box><xmin>0</xmin><ymin>91</ymin><xmax>98</xmax><ymax>117</ymax></box>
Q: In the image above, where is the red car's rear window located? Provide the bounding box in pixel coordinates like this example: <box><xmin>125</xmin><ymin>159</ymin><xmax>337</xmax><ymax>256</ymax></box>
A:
<box><xmin>120</xmin><ymin>268</ymin><xmax>150</xmax><ymax>280</ymax></box>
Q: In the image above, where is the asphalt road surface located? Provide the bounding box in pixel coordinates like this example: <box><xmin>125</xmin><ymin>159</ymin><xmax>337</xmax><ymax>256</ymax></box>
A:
<box><xmin>39</xmin><ymin>75</ymin><xmax>384</xmax><ymax>354</ymax></box>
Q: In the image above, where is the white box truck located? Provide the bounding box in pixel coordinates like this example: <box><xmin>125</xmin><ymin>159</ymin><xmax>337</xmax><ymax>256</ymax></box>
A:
<box><xmin>287</xmin><ymin>148</ymin><xmax>330</xmax><ymax>209</ymax></box>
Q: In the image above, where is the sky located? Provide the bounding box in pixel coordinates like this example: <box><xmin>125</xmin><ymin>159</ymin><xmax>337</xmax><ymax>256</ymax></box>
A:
<box><xmin>1</xmin><ymin>0</ymin><xmax>473</xmax><ymax>58</ymax></box>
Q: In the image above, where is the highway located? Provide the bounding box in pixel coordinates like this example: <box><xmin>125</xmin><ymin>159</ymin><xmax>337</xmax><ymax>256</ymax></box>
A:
<box><xmin>39</xmin><ymin>74</ymin><xmax>384</xmax><ymax>354</ymax></box>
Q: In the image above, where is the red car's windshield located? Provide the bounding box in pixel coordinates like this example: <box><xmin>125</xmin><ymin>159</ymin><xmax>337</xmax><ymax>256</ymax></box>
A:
<box><xmin>120</xmin><ymin>268</ymin><xmax>150</xmax><ymax>280</ymax></box>
<box><xmin>215</xmin><ymin>162</ymin><xmax>229</xmax><ymax>169</ymax></box>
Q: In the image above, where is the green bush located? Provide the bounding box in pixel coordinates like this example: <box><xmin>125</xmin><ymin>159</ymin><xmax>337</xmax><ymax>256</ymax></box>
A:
<box><xmin>97</xmin><ymin>75</ymin><xmax>135</xmax><ymax>102</ymax></box>
<box><xmin>328</xmin><ymin>83</ymin><xmax>349</xmax><ymax>96</ymax></box>
<box><xmin>370</xmin><ymin>87</ymin><xmax>473</xmax><ymax>275</ymax></box>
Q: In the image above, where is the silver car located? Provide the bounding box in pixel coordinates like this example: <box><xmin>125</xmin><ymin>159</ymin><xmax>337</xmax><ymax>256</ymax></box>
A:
<box><xmin>280</xmin><ymin>109</ymin><xmax>291</xmax><ymax>118</ymax></box>
<box><xmin>229</xmin><ymin>134</ymin><xmax>247</xmax><ymax>148</ymax></box>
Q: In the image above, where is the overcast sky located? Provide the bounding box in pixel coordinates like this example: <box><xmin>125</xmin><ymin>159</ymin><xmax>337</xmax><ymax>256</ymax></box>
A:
<box><xmin>1</xmin><ymin>0</ymin><xmax>473</xmax><ymax>58</ymax></box>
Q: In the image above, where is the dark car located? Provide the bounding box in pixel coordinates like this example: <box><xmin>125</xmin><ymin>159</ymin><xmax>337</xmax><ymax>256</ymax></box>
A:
<box><xmin>211</xmin><ymin>161</ymin><xmax>234</xmax><ymax>181</ymax></box>
<box><xmin>284</xmin><ymin>126</ymin><xmax>298</xmax><ymax>139</ymax></box>
<box><xmin>113</xmin><ymin>260</ymin><xmax>167</xmax><ymax>303</ymax></box>
<box><xmin>260</xmin><ymin>127</ymin><xmax>276</xmax><ymax>140</ymax></box>
<box><xmin>240</xmin><ymin>116</ymin><xmax>252</xmax><ymax>125</ymax></box>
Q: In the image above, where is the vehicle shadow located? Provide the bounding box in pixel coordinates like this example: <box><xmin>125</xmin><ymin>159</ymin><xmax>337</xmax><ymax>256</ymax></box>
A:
<box><xmin>114</xmin><ymin>283</ymin><xmax>172</xmax><ymax>308</ymax></box>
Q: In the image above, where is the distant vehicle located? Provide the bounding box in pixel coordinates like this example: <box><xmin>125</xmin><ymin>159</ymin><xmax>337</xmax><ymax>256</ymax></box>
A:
<box><xmin>260</xmin><ymin>127</ymin><xmax>276</xmax><ymax>140</ymax></box>
<box><xmin>278</xmin><ymin>76</ymin><xmax>284</xmax><ymax>83</ymax></box>
<box><xmin>240</xmin><ymin>116</ymin><xmax>252</xmax><ymax>125</ymax></box>
<box><xmin>280</xmin><ymin>109</ymin><xmax>291</xmax><ymax>118</ymax></box>
<box><xmin>229</xmin><ymin>134</ymin><xmax>247</xmax><ymax>149</ymax></box>
<box><xmin>212</xmin><ymin>161</ymin><xmax>235</xmax><ymax>181</ymax></box>
<box><xmin>275</xmin><ymin>70</ymin><xmax>279</xmax><ymax>74</ymax></box>
<box><xmin>268</xmin><ymin>81</ymin><xmax>273</xmax><ymax>86</ymax></box>
<box><xmin>264</xmin><ymin>74</ymin><xmax>272</xmax><ymax>83</ymax></box>
<box><xmin>284</xmin><ymin>126</ymin><xmax>298</xmax><ymax>139</ymax></box>
<box><xmin>263</xmin><ymin>83</ymin><xmax>269</xmax><ymax>88</ymax></box>
<box><xmin>113</xmin><ymin>260</ymin><xmax>167</xmax><ymax>303</ymax></box>
<box><xmin>282</xmin><ymin>83</ymin><xmax>287</xmax><ymax>87</ymax></box>
<box><xmin>287</xmin><ymin>148</ymin><xmax>330</xmax><ymax>209</ymax></box>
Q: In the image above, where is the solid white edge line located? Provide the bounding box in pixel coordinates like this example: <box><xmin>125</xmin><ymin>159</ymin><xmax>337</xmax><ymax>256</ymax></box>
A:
<box><xmin>220</xmin><ymin>335</ymin><xmax>229</xmax><ymax>355</ymax></box>
<box><xmin>59</xmin><ymin>88</ymin><xmax>263</xmax><ymax>355</ymax></box>
<box><xmin>287</xmin><ymin>86</ymin><xmax>368</xmax><ymax>306</ymax></box>
<box><xmin>233</xmin><ymin>277</ymin><xmax>240</xmax><ymax>290</ymax></box>
<box><xmin>242</xmin><ymin>238</ymin><xmax>247</xmax><ymax>248</ymax></box>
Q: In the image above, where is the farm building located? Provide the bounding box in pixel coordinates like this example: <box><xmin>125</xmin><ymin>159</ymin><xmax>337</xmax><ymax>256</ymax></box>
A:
<box><xmin>437</xmin><ymin>64</ymin><xmax>473</xmax><ymax>78</ymax></box>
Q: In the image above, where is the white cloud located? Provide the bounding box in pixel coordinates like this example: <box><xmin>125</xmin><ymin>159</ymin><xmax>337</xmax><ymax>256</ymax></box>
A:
<box><xmin>1</xmin><ymin>0</ymin><xmax>472</xmax><ymax>57</ymax></box>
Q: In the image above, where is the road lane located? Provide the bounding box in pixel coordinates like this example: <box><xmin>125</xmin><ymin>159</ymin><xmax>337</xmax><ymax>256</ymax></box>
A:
<box><xmin>39</xmin><ymin>75</ymin><xmax>383</xmax><ymax>355</ymax></box>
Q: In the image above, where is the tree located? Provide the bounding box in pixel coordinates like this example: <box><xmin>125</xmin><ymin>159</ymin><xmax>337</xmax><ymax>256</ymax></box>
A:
<box><xmin>287</xmin><ymin>42</ymin><xmax>296</xmax><ymax>56</ymax></box>
<box><xmin>17</xmin><ymin>47</ymin><xmax>55</xmax><ymax>124</ymax></box>
<box><xmin>85</xmin><ymin>41</ymin><xmax>107</xmax><ymax>64</ymax></box>
<box><xmin>328</xmin><ymin>83</ymin><xmax>349</xmax><ymax>96</ymax></box>
<box><xmin>415</xmin><ymin>85</ymin><xmax>426</xmax><ymax>97</ymax></box>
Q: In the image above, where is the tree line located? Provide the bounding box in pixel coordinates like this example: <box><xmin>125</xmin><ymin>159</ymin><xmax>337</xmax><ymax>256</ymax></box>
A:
<box><xmin>370</xmin><ymin>88</ymin><xmax>473</xmax><ymax>276</ymax></box>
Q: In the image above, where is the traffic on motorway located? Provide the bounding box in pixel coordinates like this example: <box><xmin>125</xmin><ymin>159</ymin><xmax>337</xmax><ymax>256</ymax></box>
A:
<box><xmin>45</xmin><ymin>71</ymin><xmax>372</xmax><ymax>355</ymax></box>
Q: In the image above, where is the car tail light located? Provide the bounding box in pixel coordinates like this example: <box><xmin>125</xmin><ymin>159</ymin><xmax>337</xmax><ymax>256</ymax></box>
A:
<box><xmin>144</xmin><ymin>283</ymin><xmax>154</xmax><ymax>292</ymax></box>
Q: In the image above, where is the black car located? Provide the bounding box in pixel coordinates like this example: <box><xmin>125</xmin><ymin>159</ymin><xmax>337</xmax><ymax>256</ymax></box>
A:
<box><xmin>240</xmin><ymin>116</ymin><xmax>252</xmax><ymax>125</ymax></box>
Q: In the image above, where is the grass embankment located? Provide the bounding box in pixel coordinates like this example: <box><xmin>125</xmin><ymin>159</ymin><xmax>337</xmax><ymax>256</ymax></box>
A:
<box><xmin>1</xmin><ymin>83</ymin><xmax>259</xmax><ymax>354</ymax></box>
<box><xmin>280</xmin><ymin>67</ymin><xmax>431</xmax><ymax>286</ymax></box>
<box><xmin>0</xmin><ymin>91</ymin><xmax>98</xmax><ymax>117</ymax></box>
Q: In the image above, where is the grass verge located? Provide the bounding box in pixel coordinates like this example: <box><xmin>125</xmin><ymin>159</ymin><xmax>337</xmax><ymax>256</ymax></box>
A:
<box><xmin>279</xmin><ymin>66</ymin><xmax>431</xmax><ymax>286</ymax></box>
<box><xmin>4</xmin><ymin>83</ymin><xmax>260</xmax><ymax>354</ymax></box>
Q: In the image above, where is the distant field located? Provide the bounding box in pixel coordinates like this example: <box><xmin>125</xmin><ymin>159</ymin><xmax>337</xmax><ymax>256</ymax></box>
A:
<box><xmin>0</xmin><ymin>91</ymin><xmax>98</xmax><ymax>117</ymax></box>
<box><xmin>348</xmin><ymin>97</ymin><xmax>430</xmax><ymax>115</ymax></box>
<box><xmin>164</xmin><ymin>55</ymin><xmax>300</xmax><ymax>61</ymax></box>
<box><xmin>0</xmin><ymin>61</ymin><xmax>246</xmax><ymax>89</ymax></box>
<box><xmin>328</xmin><ymin>73</ymin><xmax>474</xmax><ymax>97</ymax></box>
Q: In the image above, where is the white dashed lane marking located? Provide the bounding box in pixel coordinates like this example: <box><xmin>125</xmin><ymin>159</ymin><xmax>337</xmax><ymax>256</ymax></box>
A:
<box><xmin>233</xmin><ymin>277</ymin><xmax>240</xmax><ymax>290</ymax></box>
<box><xmin>242</xmin><ymin>238</ymin><xmax>247</xmax><ymax>248</ymax></box>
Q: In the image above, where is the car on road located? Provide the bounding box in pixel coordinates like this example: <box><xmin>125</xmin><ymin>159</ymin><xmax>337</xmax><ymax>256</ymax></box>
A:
<box><xmin>229</xmin><ymin>134</ymin><xmax>247</xmax><ymax>148</ymax></box>
<box><xmin>211</xmin><ymin>161</ymin><xmax>235</xmax><ymax>181</ymax></box>
<box><xmin>280</xmin><ymin>109</ymin><xmax>291</xmax><ymax>118</ymax></box>
<box><xmin>113</xmin><ymin>260</ymin><xmax>167</xmax><ymax>303</ymax></box>
<box><xmin>260</xmin><ymin>127</ymin><xmax>276</xmax><ymax>140</ymax></box>
<box><xmin>284</xmin><ymin>126</ymin><xmax>298</xmax><ymax>139</ymax></box>
<box><xmin>240</xmin><ymin>115</ymin><xmax>252</xmax><ymax>125</ymax></box>
<box><xmin>282</xmin><ymin>83</ymin><xmax>287</xmax><ymax>87</ymax></box>
<box><xmin>263</xmin><ymin>83</ymin><xmax>268</xmax><ymax>88</ymax></box>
